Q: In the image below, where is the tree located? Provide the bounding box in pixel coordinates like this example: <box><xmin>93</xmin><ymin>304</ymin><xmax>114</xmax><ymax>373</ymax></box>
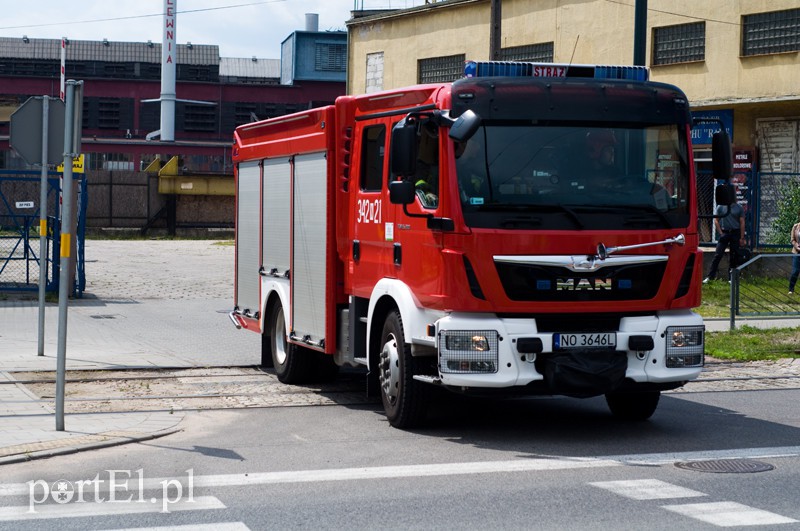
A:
<box><xmin>767</xmin><ymin>179</ymin><xmax>800</xmax><ymax>247</ymax></box>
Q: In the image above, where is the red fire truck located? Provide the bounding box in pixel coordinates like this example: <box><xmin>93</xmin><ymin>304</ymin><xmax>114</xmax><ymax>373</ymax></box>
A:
<box><xmin>230</xmin><ymin>61</ymin><xmax>732</xmax><ymax>428</ymax></box>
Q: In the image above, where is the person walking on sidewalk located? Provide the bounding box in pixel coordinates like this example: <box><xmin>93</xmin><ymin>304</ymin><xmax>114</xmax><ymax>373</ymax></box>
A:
<box><xmin>789</xmin><ymin>211</ymin><xmax>800</xmax><ymax>295</ymax></box>
<box><xmin>704</xmin><ymin>200</ymin><xmax>746</xmax><ymax>283</ymax></box>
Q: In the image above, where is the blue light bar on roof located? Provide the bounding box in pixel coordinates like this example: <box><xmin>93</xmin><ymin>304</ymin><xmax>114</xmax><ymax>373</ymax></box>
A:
<box><xmin>463</xmin><ymin>60</ymin><xmax>649</xmax><ymax>82</ymax></box>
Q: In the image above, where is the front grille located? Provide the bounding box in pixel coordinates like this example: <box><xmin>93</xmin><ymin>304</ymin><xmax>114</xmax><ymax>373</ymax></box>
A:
<box><xmin>495</xmin><ymin>261</ymin><xmax>666</xmax><ymax>302</ymax></box>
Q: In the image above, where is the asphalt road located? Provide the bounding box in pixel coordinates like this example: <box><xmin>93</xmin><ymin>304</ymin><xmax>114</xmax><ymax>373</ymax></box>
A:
<box><xmin>1</xmin><ymin>388</ymin><xmax>800</xmax><ymax>530</ymax></box>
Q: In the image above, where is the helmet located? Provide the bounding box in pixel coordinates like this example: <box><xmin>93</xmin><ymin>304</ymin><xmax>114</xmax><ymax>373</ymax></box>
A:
<box><xmin>586</xmin><ymin>130</ymin><xmax>617</xmax><ymax>159</ymax></box>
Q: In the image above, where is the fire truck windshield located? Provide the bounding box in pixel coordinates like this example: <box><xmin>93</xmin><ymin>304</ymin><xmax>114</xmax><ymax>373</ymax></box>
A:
<box><xmin>455</xmin><ymin>122</ymin><xmax>690</xmax><ymax>231</ymax></box>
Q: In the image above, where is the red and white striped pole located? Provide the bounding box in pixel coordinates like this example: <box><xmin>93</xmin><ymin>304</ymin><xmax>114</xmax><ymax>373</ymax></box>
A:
<box><xmin>60</xmin><ymin>37</ymin><xmax>66</xmax><ymax>101</ymax></box>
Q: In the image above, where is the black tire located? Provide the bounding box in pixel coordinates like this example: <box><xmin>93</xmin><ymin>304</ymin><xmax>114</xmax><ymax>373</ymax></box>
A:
<box><xmin>605</xmin><ymin>391</ymin><xmax>660</xmax><ymax>421</ymax></box>
<box><xmin>261</xmin><ymin>327</ymin><xmax>274</xmax><ymax>368</ymax></box>
<box><xmin>268</xmin><ymin>303</ymin><xmax>312</xmax><ymax>384</ymax></box>
<box><xmin>377</xmin><ymin>310</ymin><xmax>429</xmax><ymax>429</ymax></box>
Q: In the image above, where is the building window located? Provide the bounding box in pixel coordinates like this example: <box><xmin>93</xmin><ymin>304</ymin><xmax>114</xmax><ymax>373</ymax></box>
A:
<box><xmin>315</xmin><ymin>43</ymin><xmax>346</xmax><ymax>72</ymax></box>
<box><xmin>418</xmin><ymin>54</ymin><xmax>465</xmax><ymax>84</ymax></box>
<box><xmin>97</xmin><ymin>98</ymin><xmax>121</xmax><ymax>129</ymax></box>
<box><xmin>499</xmin><ymin>43</ymin><xmax>554</xmax><ymax>62</ymax></box>
<box><xmin>653</xmin><ymin>22</ymin><xmax>705</xmax><ymax>65</ymax></box>
<box><xmin>742</xmin><ymin>8</ymin><xmax>800</xmax><ymax>56</ymax></box>
<box><xmin>181</xmin><ymin>103</ymin><xmax>216</xmax><ymax>133</ymax></box>
<box><xmin>360</xmin><ymin>125</ymin><xmax>385</xmax><ymax>192</ymax></box>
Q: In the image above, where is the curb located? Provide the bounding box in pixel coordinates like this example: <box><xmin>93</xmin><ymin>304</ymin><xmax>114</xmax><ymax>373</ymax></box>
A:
<box><xmin>0</xmin><ymin>426</ymin><xmax>183</xmax><ymax>466</ymax></box>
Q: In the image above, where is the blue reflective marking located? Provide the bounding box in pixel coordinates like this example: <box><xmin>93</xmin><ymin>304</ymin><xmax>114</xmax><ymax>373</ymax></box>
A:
<box><xmin>537</xmin><ymin>280</ymin><xmax>551</xmax><ymax>290</ymax></box>
<box><xmin>619</xmin><ymin>279</ymin><xmax>632</xmax><ymax>289</ymax></box>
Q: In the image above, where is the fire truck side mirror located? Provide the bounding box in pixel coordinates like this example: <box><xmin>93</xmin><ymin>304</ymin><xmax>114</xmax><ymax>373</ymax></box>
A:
<box><xmin>715</xmin><ymin>184</ymin><xmax>736</xmax><ymax>207</ymax></box>
<box><xmin>448</xmin><ymin>109</ymin><xmax>480</xmax><ymax>142</ymax></box>
<box><xmin>389</xmin><ymin>180</ymin><xmax>415</xmax><ymax>205</ymax></box>
<box><xmin>711</xmin><ymin>130</ymin><xmax>732</xmax><ymax>183</ymax></box>
<box><xmin>390</xmin><ymin>125</ymin><xmax>419</xmax><ymax>177</ymax></box>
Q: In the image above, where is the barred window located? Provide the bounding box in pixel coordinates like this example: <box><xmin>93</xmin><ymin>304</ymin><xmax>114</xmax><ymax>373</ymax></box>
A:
<box><xmin>653</xmin><ymin>22</ymin><xmax>705</xmax><ymax>65</ymax></box>
<box><xmin>315</xmin><ymin>43</ymin><xmax>346</xmax><ymax>72</ymax></box>
<box><xmin>182</xmin><ymin>103</ymin><xmax>216</xmax><ymax>133</ymax></box>
<box><xmin>97</xmin><ymin>98</ymin><xmax>121</xmax><ymax>129</ymax></box>
<box><xmin>742</xmin><ymin>8</ymin><xmax>800</xmax><ymax>56</ymax></box>
<box><xmin>418</xmin><ymin>54</ymin><xmax>465</xmax><ymax>84</ymax></box>
<box><xmin>500</xmin><ymin>42</ymin><xmax>554</xmax><ymax>62</ymax></box>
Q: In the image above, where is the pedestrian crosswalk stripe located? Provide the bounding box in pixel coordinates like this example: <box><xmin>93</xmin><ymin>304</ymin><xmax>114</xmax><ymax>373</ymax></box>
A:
<box><xmin>589</xmin><ymin>479</ymin><xmax>706</xmax><ymax>500</ymax></box>
<box><xmin>664</xmin><ymin>501</ymin><xmax>798</xmax><ymax>527</ymax></box>
<box><xmin>0</xmin><ymin>495</ymin><xmax>225</xmax><ymax>522</ymax></box>
<box><xmin>102</xmin><ymin>523</ymin><xmax>250</xmax><ymax>531</ymax></box>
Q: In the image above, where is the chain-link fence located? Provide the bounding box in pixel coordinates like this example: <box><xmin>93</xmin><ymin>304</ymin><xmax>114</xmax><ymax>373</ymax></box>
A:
<box><xmin>754</xmin><ymin>172</ymin><xmax>800</xmax><ymax>249</ymax></box>
<box><xmin>0</xmin><ymin>172</ymin><xmax>87</xmax><ymax>296</ymax></box>
<box><xmin>698</xmin><ymin>170</ymin><xmax>799</xmax><ymax>252</ymax></box>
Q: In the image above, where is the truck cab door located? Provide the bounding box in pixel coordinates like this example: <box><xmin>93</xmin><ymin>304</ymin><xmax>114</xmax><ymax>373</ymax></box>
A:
<box><xmin>350</xmin><ymin>122</ymin><xmax>394</xmax><ymax>298</ymax></box>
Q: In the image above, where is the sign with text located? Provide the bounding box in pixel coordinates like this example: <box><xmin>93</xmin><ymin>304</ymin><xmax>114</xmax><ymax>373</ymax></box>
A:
<box><xmin>690</xmin><ymin>109</ymin><xmax>733</xmax><ymax>146</ymax></box>
<box><xmin>57</xmin><ymin>154</ymin><xmax>85</xmax><ymax>174</ymax></box>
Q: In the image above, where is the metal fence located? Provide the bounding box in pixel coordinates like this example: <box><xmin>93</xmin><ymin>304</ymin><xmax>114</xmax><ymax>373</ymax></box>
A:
<box><xmin>699</xmin><ymin>170</ymin><xmax>799</xmax><ymax>251</ymax></box>
<box><xmin>753</xmin><ymin>172</ymin><xmax>800</xmax><ymax>249</ymax></box>
<box><xmin>0</xmin><ymin>171</ymin><xmax>87</xmax><ymax>296</ymax></box>
<box><xmin>728</xmin><ymin>253</ymin><xmax>800</xmax><ymax>329</ymax></box>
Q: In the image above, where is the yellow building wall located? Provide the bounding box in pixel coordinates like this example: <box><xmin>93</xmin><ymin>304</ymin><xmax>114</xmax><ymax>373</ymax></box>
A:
<box><xmin>348</xmin><ymin>0</ymin><xmax>490</xmax><ymax>94</ymax></box>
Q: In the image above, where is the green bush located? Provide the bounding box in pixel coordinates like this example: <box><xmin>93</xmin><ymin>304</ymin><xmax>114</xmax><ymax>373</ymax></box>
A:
<box><xmin>767</xmin><ymin>179</ymin><xmax>800</xmax><ymax>246</ymax></box>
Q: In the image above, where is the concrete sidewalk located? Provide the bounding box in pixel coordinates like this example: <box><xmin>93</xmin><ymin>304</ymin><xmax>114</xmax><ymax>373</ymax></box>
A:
<box><xmin>0</xmin><ymin>240</ymin><xmax>259</xmax><ymax>464</ymax></box>
<box><xmin>1</xmin><ymin>240</ymin><xmax>799</xmax><ymax>465</ymax></box>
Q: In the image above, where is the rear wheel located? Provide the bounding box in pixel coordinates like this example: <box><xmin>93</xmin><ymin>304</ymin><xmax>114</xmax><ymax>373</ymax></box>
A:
<box><xmin>269</xmin><ymin>303</ymin><xmax>312</xmax><ymax>384</ymax></box>
<box><xmin>378</xmin><ymin>310</ymin><xmax>429</xmax><ymax>428</ymax></box>
<box><xmin>605</xmin><ymin>391</ymin><xmax>660</xmax><ymax>421</ymax></box>
<box><xmin>260</xmin><ymin>325</ymin><xmax>273</xmax><ymax>368</ymax></box>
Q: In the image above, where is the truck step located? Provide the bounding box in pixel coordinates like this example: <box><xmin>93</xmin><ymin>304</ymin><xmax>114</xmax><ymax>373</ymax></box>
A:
<box><xmin>353</xmin><ymin>357</ymin><xmax>368</xmax><ymax>366</ymax></box>
<box><xmin>413</xmin><ymin>375</ymin><xmax>442</xmax><ymax>385</ymax></box>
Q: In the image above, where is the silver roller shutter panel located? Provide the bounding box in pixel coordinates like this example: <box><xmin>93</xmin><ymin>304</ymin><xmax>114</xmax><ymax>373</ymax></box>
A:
<box><xmin>236</xmin><ymin>161</ymin><xmax>261</xmax><ymax>316</ymax></box>
<box><xmin>262</xmin><ymin>158</ymin><xmax>291</xmax><ymax>277</ymax></box>
<box><xmin>291</xmin><ymin>152</ymin><xmax>328</xmax><ymax>345</ymax></box>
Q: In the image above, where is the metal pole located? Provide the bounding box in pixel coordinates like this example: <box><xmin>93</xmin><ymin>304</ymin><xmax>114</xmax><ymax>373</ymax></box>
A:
<box><xmin>729</xmin><ymin>268</ymin><xmax>737</xmax><ymax>330</ymax></box>
<box><xmin>37</xmin><ymin>97</ymin><xmax>49</xmax><ymax>356</ymax></box>
<box><xmin>633</xmin><ymin>0</ymin><xmax>647</xmax><ymax>66</ymax></box>
<box><xmin>55</xmin><ymin>82</ymin><xmax>78</xmax><ymax>431</ymax></box>
<box><xmin>490</xmin><ymin>0</ymin><xmax>502</xmax><ymax>60</ymax></box>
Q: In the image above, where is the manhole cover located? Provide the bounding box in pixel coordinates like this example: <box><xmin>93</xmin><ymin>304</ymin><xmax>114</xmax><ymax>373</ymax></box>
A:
<box><xmin>675</xmin><ymin>459</ymin><xmax>774</xmax><ymax>474</ymax></box>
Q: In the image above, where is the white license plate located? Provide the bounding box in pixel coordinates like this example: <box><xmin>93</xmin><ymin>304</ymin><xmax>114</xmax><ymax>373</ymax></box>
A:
<box><xmin>553</xmin><ymin>332</ymin><xmax>616</xmax><ymax>350</ymax></box>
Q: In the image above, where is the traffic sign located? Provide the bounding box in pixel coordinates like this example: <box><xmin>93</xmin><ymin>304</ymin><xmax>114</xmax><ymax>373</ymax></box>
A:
<box><xmin>9</xmin><ymin>96</ymin><xmax>66</xmax><ymax>165</ymax></box>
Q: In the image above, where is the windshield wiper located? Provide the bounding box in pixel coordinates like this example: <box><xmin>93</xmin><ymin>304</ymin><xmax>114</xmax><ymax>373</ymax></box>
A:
<box><xmin>501</xmin><ymin>215</ymin><xmax>542</xmax><ymax>228</ymax></box>
<box><xmin>476</xmin><ymin>203</ymin><xmax>584</xmax><ymax>229</ymax></box>
<box><xmin>624</xmin><ymin>204</ymin><xmax>672</xmax><ymax>228</ymax></box>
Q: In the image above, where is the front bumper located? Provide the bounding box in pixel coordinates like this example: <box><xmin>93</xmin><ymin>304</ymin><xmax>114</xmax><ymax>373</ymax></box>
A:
<box><xmin>425</xmin><ymin>310</ymin><xmax>704</xmax><ymax>391</ymax></box>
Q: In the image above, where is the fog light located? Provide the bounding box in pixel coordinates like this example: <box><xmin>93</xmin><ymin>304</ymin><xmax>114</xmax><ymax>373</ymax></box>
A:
<box><xmin>665</xmin><ymin>326</ymin><xmax>704</xmax><ymax>368</ymax></box>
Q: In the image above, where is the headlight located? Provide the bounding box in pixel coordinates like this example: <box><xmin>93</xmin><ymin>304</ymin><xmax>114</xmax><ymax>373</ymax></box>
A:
<box><xmin>665</xmin><ymin>326</ymin><xmax>704</xmax><ymax>368</ymax></box>
<box><xmin>440</xmin><ymin>330</ymin><xmax>498</xmax><ymax>374</ymax></box>
<box><xmin>445</xmin><ymin>334</ymin><xmax>490</xmax><ymax>351</ymax></box>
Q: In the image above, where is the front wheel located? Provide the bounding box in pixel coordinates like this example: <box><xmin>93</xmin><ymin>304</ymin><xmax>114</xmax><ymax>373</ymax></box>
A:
<box><xmin>605</xmin><ymin>391</ymin><xmax>660</xmax><ymax>421</ymax></box>
<box><xmin>268</xmin><ymin>303</ymin><xmax>312</xmax><ymax>384</ymax></box>
<box><xmin>378</xmin><ymin>310</ymin><xmax>429</xmax><ymax>429</ymax></box>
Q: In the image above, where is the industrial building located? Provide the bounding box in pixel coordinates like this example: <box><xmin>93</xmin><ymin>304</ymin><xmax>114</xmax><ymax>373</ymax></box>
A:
<box><xmin>0</xmin><ymin>15</ymin><xmax>346</xmax><ymax>233</ymax></box>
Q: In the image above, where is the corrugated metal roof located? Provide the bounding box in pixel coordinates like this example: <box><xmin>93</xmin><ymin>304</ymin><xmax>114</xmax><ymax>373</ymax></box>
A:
<box><xmin>219</xmin><ymin>57</ymin><xmax>280</xmax><ymax>78</ymax></box>
<box><xmin>0</xmin><ymin>37</ymin><xmax>219</xmax><ymax>65</ymax></box>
